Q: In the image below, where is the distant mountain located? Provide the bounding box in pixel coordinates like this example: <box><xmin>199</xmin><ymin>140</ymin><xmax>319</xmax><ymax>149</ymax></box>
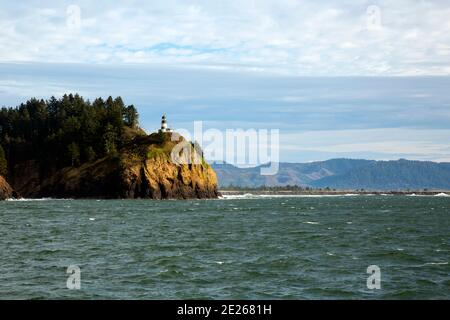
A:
<box><xmin>212</xmin><ymin>159</ymin><xmax>450</xmax><ymax>190</ymax></box>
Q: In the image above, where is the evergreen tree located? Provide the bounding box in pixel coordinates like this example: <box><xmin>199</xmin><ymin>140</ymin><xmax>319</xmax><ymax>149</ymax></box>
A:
<box><xmin>67</xmin><ymin>142</ymin><xmax>80</xmax><ymax>166</ymax></box>
<box><xmin>84</xmin><ymin>146</ymin><xmax>96</xmax><ymax>162</ymax></box>
<box><xmin>103</xmin><ymin>124</ymin><xmax>117</xmax><ymax>155</ymax></box>
<box><xmin>124</xmin><ymin>105</ymin><xmax>138</xmax><ymax>128</ymax></box>
<box><xmin>0</xmin><ymin>144</ymin><xmax>7</xmax><ymax>177</ymax></box>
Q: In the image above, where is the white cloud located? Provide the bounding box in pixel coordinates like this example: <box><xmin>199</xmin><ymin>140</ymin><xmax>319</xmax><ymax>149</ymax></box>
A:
<box><xmin>0</xmin><ymin>0</ymin><xmax>449</xmax><ymax>75</ymax></box>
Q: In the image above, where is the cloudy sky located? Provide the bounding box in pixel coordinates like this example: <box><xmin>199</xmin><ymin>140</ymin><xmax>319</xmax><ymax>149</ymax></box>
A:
<box><xmin>1</xmin><ymin>0</ymin><xmax>450</xmax><ymax>163</ymax></box>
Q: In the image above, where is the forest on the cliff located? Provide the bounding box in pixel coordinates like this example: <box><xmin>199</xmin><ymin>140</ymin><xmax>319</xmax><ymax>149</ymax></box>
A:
<box><xmin>0</xmin><ymin>93</ymin><xmax>139</xmax><ymax>176</ymax></box>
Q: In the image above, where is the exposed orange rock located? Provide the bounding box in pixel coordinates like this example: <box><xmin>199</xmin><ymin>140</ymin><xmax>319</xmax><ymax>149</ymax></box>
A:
<box><xmin>0</xmin><ymin>175</ymin><xmax>14</xmax><ymax>200</ymax></box>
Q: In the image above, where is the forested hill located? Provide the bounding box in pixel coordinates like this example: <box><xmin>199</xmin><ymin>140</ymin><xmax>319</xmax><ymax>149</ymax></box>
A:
<box><xmin>310</xmin><ymin>159</ymin><xmax>450</xmax><ymax>190</ymax></box>
<box><xmin>0</xmin><ymin>93</ymin><xmax>141</xmax><ymax>176</ymax></box>
<box><xmin>212</xmin><ymin>159</ymin><xmax>450</xmax><ymax>190</ymax></box>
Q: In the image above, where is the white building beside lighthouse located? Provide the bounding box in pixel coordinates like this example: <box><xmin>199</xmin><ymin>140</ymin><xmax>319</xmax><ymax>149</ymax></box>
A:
<box><xmin>159</xmin><ymin>114</ymin><xmax>172</xmax><ymax>133</ymax></box>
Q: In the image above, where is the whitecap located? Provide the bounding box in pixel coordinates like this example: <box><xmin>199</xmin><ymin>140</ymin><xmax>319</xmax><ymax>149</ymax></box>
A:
<box><xmin>303</xmin><ymin>221</ymin><xmax>319</xmax><ymax>225</ymax></box>
<box><xmin>221</xmin><ymin>194</ymin><xmax>346</xmax><ymax>199</ymax></box>
<box><xmin>221</xmin><ymin>193</ymin><xmax>255</xmax><ymax>199</ymax></box>
<box><xmin>89</xmin><ymin>218</ymin><xmax>96</xmax><ymax>221</ymax></box>
<box><xmin>434</xmin><ymin>192</ymin><xmax>449</xmax><ymax>197</ymax></box>
<box><xmin>421</xmin><ymin>262</ymin><xmax>448</xmax><ymax>266</ymax></box>
<box><xmin>5</xmin><ymin>197</ymin><xmax>72</xmax><ymax>201</ymax></box>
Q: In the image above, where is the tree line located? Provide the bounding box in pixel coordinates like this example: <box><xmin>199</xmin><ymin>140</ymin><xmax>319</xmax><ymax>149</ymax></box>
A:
<box><xmin>0</xmin><ymin>93</ymin><xmax>139</xmax><ymax>176</ymax></box>
<box><xmin>220</xmin><ymin>185</ymin><xmax>337</xmax><ymax>191</ymax></box>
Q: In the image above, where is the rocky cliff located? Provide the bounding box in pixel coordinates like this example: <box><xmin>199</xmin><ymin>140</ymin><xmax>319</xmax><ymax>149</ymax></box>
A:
<box><xmin>10</xmin><ymin>132</ymin><xmax>219</xmax><ymax>199</ymax></box>
<box><xmin>0</xmin><ymin>175</ymin><xmax>14</xmax><ymax>200</ymax></box>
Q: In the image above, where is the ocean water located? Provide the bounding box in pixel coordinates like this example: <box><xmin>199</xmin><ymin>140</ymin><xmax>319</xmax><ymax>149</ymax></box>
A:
<box><xmin>0</xmin><ymin>195</ymin><xmax>449</xmax><ymax>299</ymax></box>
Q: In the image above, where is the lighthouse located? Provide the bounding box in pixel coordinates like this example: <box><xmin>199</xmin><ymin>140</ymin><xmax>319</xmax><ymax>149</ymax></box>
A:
<box><xmin>159</xmin><ymin>114</ymin><xmax>172</xmax><ymax>133</ymax></box>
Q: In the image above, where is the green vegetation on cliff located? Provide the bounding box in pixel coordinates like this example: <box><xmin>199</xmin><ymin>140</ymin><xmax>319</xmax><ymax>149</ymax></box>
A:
<box><xmin>0</xmin><ymin>93</ymin><xmax>141</xmax><ymax>174</ymax></box>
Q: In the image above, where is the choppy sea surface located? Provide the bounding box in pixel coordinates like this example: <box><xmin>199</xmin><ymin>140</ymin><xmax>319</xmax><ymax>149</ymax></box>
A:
<box><xmin>0</xmin><ymin>195</ymin><xmax>449</xmax><ymax>299</ymax></box>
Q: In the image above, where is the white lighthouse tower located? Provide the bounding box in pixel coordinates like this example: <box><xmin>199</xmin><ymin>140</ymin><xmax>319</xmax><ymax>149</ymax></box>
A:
<box><xmin>159</xmin><ymin>114</ymin><xmax>172</xmax><ymax>133</ymax></box>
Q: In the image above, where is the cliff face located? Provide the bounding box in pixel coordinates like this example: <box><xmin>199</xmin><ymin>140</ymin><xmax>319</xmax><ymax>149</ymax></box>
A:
<box><xmin>0</xmin><ymin>175</ymin><xmax>14</xmax><ymax>200</ymax></box>
<box><xmin>11</xmin><ymin>132</ymin><xmax>219</xmax><ymax>199</ymax></box>
<box><xmin>120</xmin><ymin>156</ymin><xmax>218</xmax><ymax>199</ymax></box>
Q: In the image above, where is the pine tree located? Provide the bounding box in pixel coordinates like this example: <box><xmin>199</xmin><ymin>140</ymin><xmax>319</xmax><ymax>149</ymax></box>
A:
<box><xmin>67</xmin><ymin>142</ymin><xmax>80</xmax><ymax>166</ymax></box>
<box><xmin>103</xmin><ymin>124</ymin><xmax>117</xmax><ymax>155</ymax></box>
<box><xmin>84</xmin><ymin>146</ymin><xmax>96</xmax><ymax>162</ymax></box>
<box><xmin>124</xmin><ymin>105</ymin><xmax>138</xmax><ymax>128</ymax></box>
<box><xmin>0</xmin><ymin>144</ymin><xmax>8</xmax><ymax>177</ymax></box>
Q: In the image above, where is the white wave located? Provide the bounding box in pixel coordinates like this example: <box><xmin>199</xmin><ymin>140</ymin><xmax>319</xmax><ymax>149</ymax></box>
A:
<box><xmin>221</xmin><ymin>193</ymin><xmax>255</xmax><ymax>199</ymax></box>
<box><xmin>221</xmin><ymin>194</ymin><xmax>347</xmax><ymax>199</ymax></box>
<box><xmin>434</xmin><ymin>192</ymin><xmax>449</xmax><ymax>197</ymax></box>
<box><xmin>405</xmin><ymin>193</ymin><xmax>450</xmax><ymax>197</ymax></box>
<box><xmin>5</xmin><ymin>197</ymin><xmax>73</xmax><ymax>201</ymax></box>
<box><xmin>303</xmin><ymin>221</ymin><xmax>320</xmax><ymax>225</ymax></box>
<box><xmin>421</xmin><ymin>262</ymin><xmax>448</xmax><ymax>266</ymax></box>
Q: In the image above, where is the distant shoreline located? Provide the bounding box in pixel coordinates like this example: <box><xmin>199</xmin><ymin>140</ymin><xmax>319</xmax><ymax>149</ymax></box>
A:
<box><xmin>219</xmin><ymin>189</ymin><xmax>450</xmax><ymax>196</ymax></box>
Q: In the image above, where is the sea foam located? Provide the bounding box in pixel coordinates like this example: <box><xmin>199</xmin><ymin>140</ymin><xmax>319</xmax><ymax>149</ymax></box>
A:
<box><xmin>434</xmin><ymin>192</ymin><xmax>449</xmax><ymax>197</ymax></box>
